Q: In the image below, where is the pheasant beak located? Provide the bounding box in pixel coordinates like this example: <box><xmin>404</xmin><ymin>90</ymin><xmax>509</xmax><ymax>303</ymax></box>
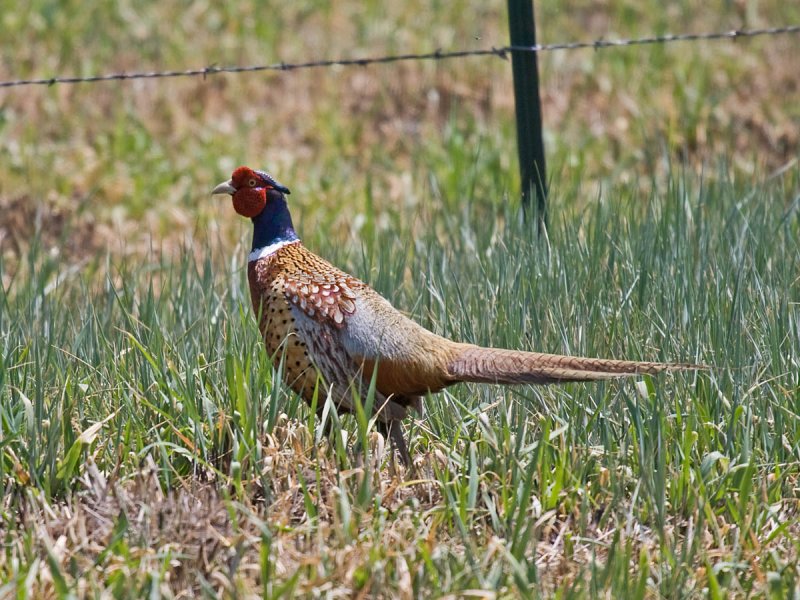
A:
<box><xmin>212</xmin><ymin>179</ymin><xmax>236</xmax><ymax>196</ymax></box>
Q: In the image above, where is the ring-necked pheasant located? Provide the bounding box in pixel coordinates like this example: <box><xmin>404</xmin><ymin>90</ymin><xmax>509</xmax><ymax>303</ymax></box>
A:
<box><xmin>213</xmin><ymin>166</ymin><xmax>700</xmax><ymax>464</ymax></box>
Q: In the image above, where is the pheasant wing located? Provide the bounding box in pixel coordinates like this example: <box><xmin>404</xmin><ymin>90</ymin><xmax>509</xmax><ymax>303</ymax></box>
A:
<box><xmin>274</xmin><ymin>243</ymin><xmax>361</xmax><ymax>327</ymax></box>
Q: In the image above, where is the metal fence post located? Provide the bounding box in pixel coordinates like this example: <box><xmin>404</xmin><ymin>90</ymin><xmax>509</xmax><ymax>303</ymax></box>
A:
<box><xmin>507</xmin><ymin>0</ymin><xmax>547</xmax><ymax>233</ymax></box>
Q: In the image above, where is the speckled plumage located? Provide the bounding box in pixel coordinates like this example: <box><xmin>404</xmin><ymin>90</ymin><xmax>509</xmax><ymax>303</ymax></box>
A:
<box><xmin>247</xmin><ymin>240</ymin><xmax>361</xmax><ymax>402</ymax></box>
<box><xmin>247</xmin><ymin>239</ymin><xmax>462</xmax><ymax>425</ymax></box>
<box><xmin>214</xmin><ymin>166</ymin><xmax>703</xmax><ymax>464</ymax></box>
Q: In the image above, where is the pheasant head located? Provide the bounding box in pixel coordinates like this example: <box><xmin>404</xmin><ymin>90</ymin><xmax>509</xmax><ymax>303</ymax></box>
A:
<box><xmin>212</xmin><ymin>166</ymin><xmax>291</xmax><ymax>218</ymax></box>
<box><xmin>213</xmin><ymin>166</ymin><xmax>299</xmax><ymax>254</ymax></box>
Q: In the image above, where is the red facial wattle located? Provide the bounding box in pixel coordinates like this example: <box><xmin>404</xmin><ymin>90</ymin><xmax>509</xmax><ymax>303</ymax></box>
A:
<box><xmin>232</xmin><ymin>187</ymin><xmax>266</xmax><ymax>218</ymax></box>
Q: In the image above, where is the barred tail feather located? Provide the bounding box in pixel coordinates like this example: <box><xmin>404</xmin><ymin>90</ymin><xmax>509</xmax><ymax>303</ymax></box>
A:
<box><xmin>447</xmin><ymin>346</ymin><xmax>701</xmax><ymax>385</ymax></box>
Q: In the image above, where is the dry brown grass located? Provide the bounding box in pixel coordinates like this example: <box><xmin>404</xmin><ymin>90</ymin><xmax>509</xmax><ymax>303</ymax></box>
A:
<box><xmin>7</xmin><ymin>422</ymin><xmax>445</xmax><ymax>597</ymax></box>
<box><xmin>9</xmin><ymin>417</ymin><xmax>800</xmax><ymax>597</ymax></box>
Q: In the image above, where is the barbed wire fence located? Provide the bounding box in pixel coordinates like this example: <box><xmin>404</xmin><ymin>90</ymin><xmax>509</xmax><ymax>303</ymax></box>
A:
<box><xmin>2</xmin><ymin>23</ymin><xmax>798</xmax><ymax>228</ymax></box>
<box><xmin>1</xmin><ymin>25</ymin><xmax>797</xmax><ymax>89</ymax></box>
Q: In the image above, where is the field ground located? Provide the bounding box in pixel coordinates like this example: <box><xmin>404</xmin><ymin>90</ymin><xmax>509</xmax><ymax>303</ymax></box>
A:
<box><xmin>1</xmin><ymin>1</ymin><xmax>799</xmax><ymax>597</ymax></box>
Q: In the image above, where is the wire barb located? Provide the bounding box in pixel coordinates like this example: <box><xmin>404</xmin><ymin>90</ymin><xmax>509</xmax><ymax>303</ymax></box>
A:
<box><xmin>0</xmin><ymin>25</ymin><xmax>797</xmax><ymax>89</ymax></box>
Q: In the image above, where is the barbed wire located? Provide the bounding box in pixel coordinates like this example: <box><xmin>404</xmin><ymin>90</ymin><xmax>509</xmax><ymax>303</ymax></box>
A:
<box><xmin>1</xmin><ymin>25</ymin><xmax>798</xmax><ymax>89</ymax></box>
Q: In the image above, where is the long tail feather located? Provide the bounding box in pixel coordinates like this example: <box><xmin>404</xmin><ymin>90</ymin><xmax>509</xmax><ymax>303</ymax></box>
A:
<box><xmin>447</xmin><ymin>346</ymin><xmax>702</xmax><ymax>385</ymax></box>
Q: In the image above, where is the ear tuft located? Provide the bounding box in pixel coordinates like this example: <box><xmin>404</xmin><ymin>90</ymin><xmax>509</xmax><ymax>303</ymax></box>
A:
<box><xmin>254</xmin><ymin>169</ymin><xmax>290</xmax><ymax>195</ymax></box>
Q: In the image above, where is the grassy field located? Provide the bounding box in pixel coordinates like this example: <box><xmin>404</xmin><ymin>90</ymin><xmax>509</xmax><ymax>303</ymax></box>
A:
<box><xmin>1</xmin><ymin>1</ymin><xmax>799</xmax><ymax>597</ymax></box>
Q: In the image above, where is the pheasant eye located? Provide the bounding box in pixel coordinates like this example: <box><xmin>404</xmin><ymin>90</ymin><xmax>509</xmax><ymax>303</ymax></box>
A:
<box><xmin>248</xmin><ymin>178</ymin><xmax>257</xmax><ymax>187</ymax></box>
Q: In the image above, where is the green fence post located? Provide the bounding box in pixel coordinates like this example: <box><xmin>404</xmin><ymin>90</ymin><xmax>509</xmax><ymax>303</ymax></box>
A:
<box><xmin>507</xmin><ymin>0</ymin><xmax>547</xmax><ymax>233</ymax></box>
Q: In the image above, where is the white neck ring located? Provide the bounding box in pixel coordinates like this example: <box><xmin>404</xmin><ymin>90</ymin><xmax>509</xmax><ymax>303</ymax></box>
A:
<box><xmin>248</xmin><ymin>239</ymin><xmax>299</xmax><ymax>262</ymax></box>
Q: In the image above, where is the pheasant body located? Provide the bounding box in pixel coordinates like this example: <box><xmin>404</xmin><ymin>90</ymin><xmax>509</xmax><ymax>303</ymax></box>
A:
<box><xmin>214</xmin><ymin>166</ymin><xmax>701</xmax><ymax>463</ymax></box>
<box><xmin>248</xmin><ymin>238</ymin><xmax>463</xmax><ymax>423</ymax></box>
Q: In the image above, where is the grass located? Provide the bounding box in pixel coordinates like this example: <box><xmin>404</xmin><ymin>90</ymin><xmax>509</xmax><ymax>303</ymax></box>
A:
<box><xmin>2</xmin><ymin>164</ymin><xmax>799</xmax><ymax>596</ymax></box>
<box><xmin>1</xmin><ymin>0</ymin><xmax>799</xmax><ymax>597</ymax></box>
